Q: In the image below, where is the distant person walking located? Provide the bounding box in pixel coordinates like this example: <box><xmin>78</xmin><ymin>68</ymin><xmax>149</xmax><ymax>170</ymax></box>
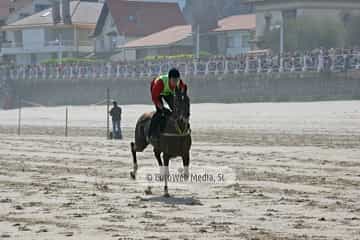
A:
<box><xmin>110</xmin><ymin>101</ymin><xmax>122</xmax><ymax>139</ymax></box>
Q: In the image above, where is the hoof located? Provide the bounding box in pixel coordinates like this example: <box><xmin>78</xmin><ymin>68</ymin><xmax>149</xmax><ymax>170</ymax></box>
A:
<box><xmin>163</xmin><ymin>186</ymin><xmax>170</xmax><ymax>198</ymax></box>
<box><xmin>130</xmin><ymin>171</ymin><xmax>136</xmax><ymax>180</ymax></box>
<box><xmin>145</xmin><ymin>186</ymin><xmax>152</xmax><ymax>195</ymax></box>
<box><xmin>184</xmin><ymin>174</ymin><xmax>189</xmax><ymax>181</ymax></box>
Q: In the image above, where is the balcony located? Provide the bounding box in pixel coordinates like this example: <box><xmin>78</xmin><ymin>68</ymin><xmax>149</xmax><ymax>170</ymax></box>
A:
<box><xmin>1</xmin><ymin>40</ymin><xmax>93</xmax><ymax>55</ymax></box>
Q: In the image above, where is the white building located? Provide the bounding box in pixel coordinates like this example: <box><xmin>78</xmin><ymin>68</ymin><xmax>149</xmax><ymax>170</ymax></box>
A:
<box><xmin>121</xmin><ymin>14</ymin><xmax>256</xmax><ymax>60</ymax></box>
<box><xmin>1</xmin><ymin>1</ymin><xmax>103</xmax><ymax>65</ymax></box>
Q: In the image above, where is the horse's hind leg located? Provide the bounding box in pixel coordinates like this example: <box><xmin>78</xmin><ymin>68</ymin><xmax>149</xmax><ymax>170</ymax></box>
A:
<box><xmin>162</xmin><ymin>154</ymin><xmax>171</xmax><ymax>197</ymax></box>
<box><xmin>154</xmin><ymin>150</ymin><xmax>163</xmax><ymax>166</ymax></box>
<box><xmin>182</xmin><ymin>152</ymin><xmax>190</xmax><ymax>181</ymax></box>
<box><xmin>154</xmin><ymin>150</ymin><xmax>164</xmax><ymax>181</ymax></box>
<box><xmin>130</xmin><ymin>142</ymin><xmax>138</xmax><ymax>180</ymax></box>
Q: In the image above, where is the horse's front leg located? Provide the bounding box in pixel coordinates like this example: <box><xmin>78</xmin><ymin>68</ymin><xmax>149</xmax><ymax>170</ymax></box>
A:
<box><xmin>182</xmin><ymin>152</ymin><xmax>190</xmax><ymax>181</ymax></box>
<box><xmin>130</xmin><ymin>142</ymin><xmax>138</xmax><ymax>180</ymax></box>
<box><xmin>154</xmin><ymin>149</ymin><xmax>163</xmax><ymax>167</ymax></box>
<box><xmin>162</xmin><ymin>154</ymin><xmax>171</xmax><ymax>197</ymax></box>
<box><xmin>154</xmin><ymin>149</ymin><xmax>164</xmax><ymax>182</ymax></box>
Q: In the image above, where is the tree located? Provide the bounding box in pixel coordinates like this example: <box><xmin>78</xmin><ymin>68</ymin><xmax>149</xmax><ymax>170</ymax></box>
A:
<box><xmin>262</xmin><ymin>16</ymin><xmax>346</xmax><ymax>52</ymax></box>
<box><xmin>345</xmin><ymin>16</ymin><xmax>360</xmax><ymax>47</ymax></box>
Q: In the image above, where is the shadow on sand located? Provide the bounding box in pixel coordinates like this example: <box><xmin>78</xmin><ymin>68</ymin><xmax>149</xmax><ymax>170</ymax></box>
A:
<box><xmin>141</xmin><ymin>196</ymin><xmax>203</xmax><ymax>206</ymax></box>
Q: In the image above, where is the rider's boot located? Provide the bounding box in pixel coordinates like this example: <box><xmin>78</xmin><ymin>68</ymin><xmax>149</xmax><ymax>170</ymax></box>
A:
<box><xmin>148</xmin><ymin>119</ymin><xmax>160</xmax><ymax>143</ymax></box>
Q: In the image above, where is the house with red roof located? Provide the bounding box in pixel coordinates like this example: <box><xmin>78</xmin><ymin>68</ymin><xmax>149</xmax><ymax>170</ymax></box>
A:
<box><xmin>212</xmin><ymin>14</ymin><xmax>256</xmax><ymax>56</ymax></box>
<box><xmin>92</xmin><ymin>0</ymin><xmax>186</xmax><ymax>59</ymax></box>
<box><xmin>120</xmin><ymin>14</ymin><xmax>256</xmax><ymax>60</ymax></box>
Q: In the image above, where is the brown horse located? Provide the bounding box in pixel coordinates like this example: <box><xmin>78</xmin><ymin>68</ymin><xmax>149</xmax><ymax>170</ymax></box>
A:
<box><xmin>130</xmin><ymin>89</ymin><xmax>191</xmax><ymax>197</ymax></box>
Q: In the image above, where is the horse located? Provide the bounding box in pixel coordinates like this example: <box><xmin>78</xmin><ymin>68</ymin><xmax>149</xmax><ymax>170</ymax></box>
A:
<box><xmin>130</xmin><ymin>89</ymin><xmax>191</xmax><ymax>197</ymax></box>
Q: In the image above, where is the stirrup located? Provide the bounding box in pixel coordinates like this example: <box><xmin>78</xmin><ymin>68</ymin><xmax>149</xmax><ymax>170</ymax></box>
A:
<box><xmin>150</xmin><ymin>133</ymin><xmax>160</xmax><ymax>142</ymax></box>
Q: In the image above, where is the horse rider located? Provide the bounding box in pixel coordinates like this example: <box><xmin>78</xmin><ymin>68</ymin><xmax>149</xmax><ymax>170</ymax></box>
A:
<box><xmin>148</xmin><ymin>68</ymin><xmax>188</xmax><ymax>140</ymax></box>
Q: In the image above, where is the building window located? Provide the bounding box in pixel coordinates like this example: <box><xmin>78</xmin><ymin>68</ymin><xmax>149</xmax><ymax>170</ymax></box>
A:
<box><xmin>111</xmin><ymin>37</ymin><xmax>117</xmax><ymax>49</ymax></box>
<box><xmin>100</xmin><ymin>38</ymin><xmax>105</xmax><ymax>50</ymax></box>
<box><xmin>264</xmin><ymin>12</ymin><xmax>272</xmax><ymax>32</ymax></box>
<box><xmin>128</xmin><ymin>15</ymin><xmax>136</xmax><ymax>22</ymax></box>
<box><xmin>282</xmin><ymin>9</ymin><xmax>297</xmax><ymax>19</ymax></box>
<box><xmin>14</xmin><ymin>30</ymin><xmax>23</xmax><ymax>45</ymax></box>
<box><xmin>242</xmin><ymin>33</ymin><xmax>250</xmax><ymax>50</ymax></box>
<box><xmin>110</xmin><ymin>16</ymin><xmax>115</xmax><ymax>27</ymax></box>
<box><xmin>227</xmin><ymin>35</ymin><xmax>235</xmax><ymax>48</ymax></box>
<box><xmin>30</xmin><ymin>54</ymin><xmax>37</xmax><ymax>64</ymax></box>
<box><xmin>19</xmin><ymin>13</ymin><xmax>30</xmax><ymax>18</ymax></box>
<box><xmin>35</xmin><ymin>4</ymin><xmax>51</xmax><ymax>13</ymax></box>
<box><xmin>0</xmin><ymin>32</ymin><xmax>5</xmax><ymax>42</ymax></box>
<box><xmin>227</xmin><ymin>33</ymin><xmax>242</xmax><ymax>49</ymax></box>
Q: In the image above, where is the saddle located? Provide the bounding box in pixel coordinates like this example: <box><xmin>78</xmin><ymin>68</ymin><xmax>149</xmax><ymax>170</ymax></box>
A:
<box><xmin>147</xmin><ymin>110</ymin><xmax>171</xmax><ymax>143</ymax></box>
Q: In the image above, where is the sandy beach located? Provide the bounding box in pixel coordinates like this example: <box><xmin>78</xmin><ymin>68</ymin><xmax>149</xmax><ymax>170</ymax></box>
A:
<box><xmin>0</xmin><ymin>101</ymin><xmax>360</xmax><ymax>239</ymax></box>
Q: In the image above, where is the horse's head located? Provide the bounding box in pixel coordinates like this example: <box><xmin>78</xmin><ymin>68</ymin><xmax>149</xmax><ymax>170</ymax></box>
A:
<box><xmin>173</xmin><ymin>87</ymin><xmax>190</xmax><ymax>127</ymax></box>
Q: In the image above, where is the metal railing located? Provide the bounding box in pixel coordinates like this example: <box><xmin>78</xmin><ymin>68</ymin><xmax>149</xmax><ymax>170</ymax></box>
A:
<box><xmin>2</xmin><ymin>42</ymin><xmax>23</xmax><ymax>48</ymax></box>
<box><xmin>2</xmin><ymin>40</ymin><xmax>92</xmax><ymax>49</ymax></box>
<box><xmin>1</xmin><ymin>52</ymin><xmax>360</xmax><ymax>82</ymax></box>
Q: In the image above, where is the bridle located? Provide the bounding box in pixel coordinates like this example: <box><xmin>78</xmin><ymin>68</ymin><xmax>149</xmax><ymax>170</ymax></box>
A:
<box><xmin>167</xmin><ymin>91</ymin><xmax>190</xmax><ymax>136</ymax></box>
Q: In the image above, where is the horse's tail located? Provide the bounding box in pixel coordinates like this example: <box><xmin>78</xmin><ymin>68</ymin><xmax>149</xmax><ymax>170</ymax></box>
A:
<box><xmin>130</xmin><ymin>112</ymin><xmax>154</xmax><ymax>180</ymax></box>
<box><xmin>133</xmin><ymin>112</ymin><xmax>153</xmax><ymax>152</ymax></box>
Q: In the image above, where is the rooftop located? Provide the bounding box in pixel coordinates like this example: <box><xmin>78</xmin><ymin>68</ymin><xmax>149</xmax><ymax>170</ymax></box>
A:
<box><xmin>124</xmin><ymin>25</ymin><xmax>192</xmax><ymax>48</ymax></box>
<box><xmin>94</xmin><ymin>0</ymin><xmax>186</xmax><ymax>37</ymax></box>
<box><xmin>2</xmin><ymin>1</ymin><xmax>103</xmax><ymax>30</ymax></box>
<box><xmin>123</xmin><ymin>14</ymin><xmax>256</xmax><ymax>49</ymax></box>
<box><xmin>213</xmin><ymin>14</ymin><xmax>256</xmax><ymax>32</ymax></box>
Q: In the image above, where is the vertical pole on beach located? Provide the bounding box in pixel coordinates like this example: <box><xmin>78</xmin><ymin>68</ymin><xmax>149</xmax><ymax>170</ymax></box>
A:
<box><xmin>279</xmin><ymin>19</ymin><xmax>284</xmax><ymax>73</ymax></box>
<box><xmin>65</xmin><ymin>106</ymin><xmax>68</xmax><ymax>137</ymax></box>
<box><xmin>280</xmin><ymin>20</ymin><xmax>284</xmax><ymax>56</ymax></box>
<box><xmin>17</xmin><ymin>97</ymin><xmax>21</xmax><ymax>136</ymax></box>
<box><xmin>196</xmin><ymin>24</ymin><xmax>200</xmax><ymax>59</ymax></box>
<box><xmin>106</xmin><ymin>88</ymin><xmax>110</xmax><ymax>139</ymax></box>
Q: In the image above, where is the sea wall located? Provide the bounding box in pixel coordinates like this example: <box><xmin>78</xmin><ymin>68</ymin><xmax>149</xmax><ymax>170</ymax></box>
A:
<box><xmin>5</xmin><ymin>71</ymin><xmax>360</xmax><ymax>107</ymax></box>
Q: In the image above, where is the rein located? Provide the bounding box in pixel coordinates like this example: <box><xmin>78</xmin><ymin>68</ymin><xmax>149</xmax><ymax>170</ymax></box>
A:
<box><xmin>163</xmin><ymin>93</ymin><xmax>190</xmax><ymax>137</ymax></box>
<box><xmin>175</xmin><ymin>120</ymin><xmax>184</xmax><ymax>134</ymax></box>
<box><xmin>164</xmin><ymin>117</ymin><xmax>191</xmax><ymax>137</ymax></box>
